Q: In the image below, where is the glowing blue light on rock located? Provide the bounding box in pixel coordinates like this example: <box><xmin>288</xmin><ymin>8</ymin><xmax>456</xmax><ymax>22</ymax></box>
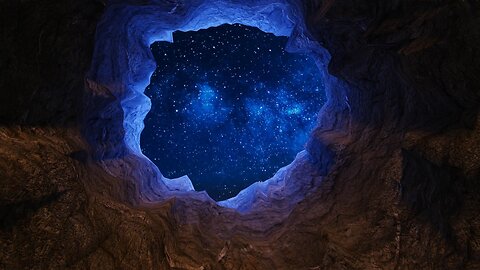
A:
<box><xmin>87</xmin><ymin>0</ymin><xmax>339</xmax><ymax>212</ymax></box>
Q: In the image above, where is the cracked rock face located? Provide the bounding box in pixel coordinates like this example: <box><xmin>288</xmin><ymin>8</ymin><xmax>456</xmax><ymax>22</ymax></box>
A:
<box><xmin>1</xmin><ymin>0</ymin><xmax>480</xmax><ymax>269</ymax></box>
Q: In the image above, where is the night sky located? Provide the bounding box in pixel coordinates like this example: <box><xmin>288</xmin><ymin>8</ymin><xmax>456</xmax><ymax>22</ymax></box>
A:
<box><xmin>141</xmin><ymin>24</ymin><xmax>325</xmax><ymax>201</ymax></box>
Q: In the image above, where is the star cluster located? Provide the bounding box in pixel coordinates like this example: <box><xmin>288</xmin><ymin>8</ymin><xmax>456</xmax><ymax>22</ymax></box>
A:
<box><xmin>141</xmin><ymin>24</ymin><xmax>325</xmax><ymax>201</ymax></box>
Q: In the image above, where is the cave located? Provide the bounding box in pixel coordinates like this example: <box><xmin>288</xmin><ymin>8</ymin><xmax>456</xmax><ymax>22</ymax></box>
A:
<box><xmin>1</xmin><ymin>0</ymin><xmax>479</xmax><ymax>269</ymax></box>
<box><xmin>84</xmin><ymin>0</ymin><xmax>336</xmax><ymax>213</ymax></box>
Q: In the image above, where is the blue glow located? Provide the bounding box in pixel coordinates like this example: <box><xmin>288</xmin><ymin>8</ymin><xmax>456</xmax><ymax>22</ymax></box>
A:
<box><xmin>141</xmin><ymin>24</ymin><xmax>325</xmax><ymax>201</ymax></box>
<box><xmin>186</xmin><ymin>84</ymin><xmax>232</xmax><ymax>124</ymax></box>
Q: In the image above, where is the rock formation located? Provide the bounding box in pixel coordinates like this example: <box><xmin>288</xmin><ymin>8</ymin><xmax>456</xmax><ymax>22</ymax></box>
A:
<box><xmin>1</xmin><ymin>0</ymin><xmax>479</xmax><ymax>269</ymax></box>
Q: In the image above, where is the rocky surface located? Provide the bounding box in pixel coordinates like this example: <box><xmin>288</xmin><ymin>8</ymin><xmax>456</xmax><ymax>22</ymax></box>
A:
<box><xmin>1</xmin><ymin>0</ymin><xmax>479</xmax><ymax>269</ymax></box>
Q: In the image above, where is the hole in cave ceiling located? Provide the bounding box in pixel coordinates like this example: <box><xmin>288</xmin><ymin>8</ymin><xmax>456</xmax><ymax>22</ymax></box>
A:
<box><xmin>140</xmin><ymin>23</ymin><xmax>326</xmax><ymax>201</ymax></box>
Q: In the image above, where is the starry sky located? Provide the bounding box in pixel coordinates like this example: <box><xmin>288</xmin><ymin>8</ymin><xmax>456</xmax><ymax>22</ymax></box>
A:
<box><xmin>141</xmin><ymin>24</ymin><xmax>325</xmax><ymax>201</ymax></box>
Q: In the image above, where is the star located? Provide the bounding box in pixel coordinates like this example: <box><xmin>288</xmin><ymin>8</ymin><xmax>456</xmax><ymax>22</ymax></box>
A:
<box><xmin>141</xmin><ymin>24</ymin><xmax>326</xmax><ymax>201</ymax></box>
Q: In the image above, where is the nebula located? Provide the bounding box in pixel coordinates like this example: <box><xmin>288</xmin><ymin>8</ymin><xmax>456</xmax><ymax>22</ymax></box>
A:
<box><xmin>141</xmin><ymin>24</ymin><xmax>325</xmax><ymax>200</ymax></box>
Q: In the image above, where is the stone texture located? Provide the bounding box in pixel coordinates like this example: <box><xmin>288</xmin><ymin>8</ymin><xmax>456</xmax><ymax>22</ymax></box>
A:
<box><xmin>1</xmin><ymin>0</ymin><xmax>479</xmax><ymax>269</ymax></box>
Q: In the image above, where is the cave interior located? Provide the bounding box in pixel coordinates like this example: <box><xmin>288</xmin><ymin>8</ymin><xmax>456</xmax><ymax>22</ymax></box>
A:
<box><xmin>1</xmin><ymin>0</ymin><xmax>479</xmax><ymax>269</ymax></box>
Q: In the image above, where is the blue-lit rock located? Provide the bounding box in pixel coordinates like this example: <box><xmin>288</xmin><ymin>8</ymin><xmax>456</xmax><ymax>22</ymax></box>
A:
<box><xmin>5</xmin><ymin>0</ymin><xmax>479</xmax><ymax>268</ymax></box>
<box><xmin>218</xmin><ymin>150</ymin><xmax>319</xmax><ymax>212</ymax></box>
<box><xmin>86</xmin><ymin>0</ymin><xmax>334</xmax><ymax>211</ymax></box>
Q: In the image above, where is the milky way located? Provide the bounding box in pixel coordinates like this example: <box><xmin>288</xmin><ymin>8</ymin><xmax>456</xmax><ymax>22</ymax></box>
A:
<box><xmin>141</xmin><ymin>24</ymin><xmax>325</xmax><ymax>201</ymax></box>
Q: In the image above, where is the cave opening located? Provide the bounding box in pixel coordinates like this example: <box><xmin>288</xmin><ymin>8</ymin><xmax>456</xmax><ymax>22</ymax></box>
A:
<box><xmin>141</xmin><ymin>23</ymin><xmax>326</xmax><ymax>201</ymax></box>
<box><xmin>86</xmin><ymin>0</ymin><xmax>336</xmax><ymax>212</ymax></box>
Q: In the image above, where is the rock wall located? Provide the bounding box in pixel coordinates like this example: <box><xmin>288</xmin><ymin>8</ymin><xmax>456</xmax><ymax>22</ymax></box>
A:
<box><xmin>1</xmin><ymin>0</ymin><xmax>479</xmax><ymax>269</ymax></box>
